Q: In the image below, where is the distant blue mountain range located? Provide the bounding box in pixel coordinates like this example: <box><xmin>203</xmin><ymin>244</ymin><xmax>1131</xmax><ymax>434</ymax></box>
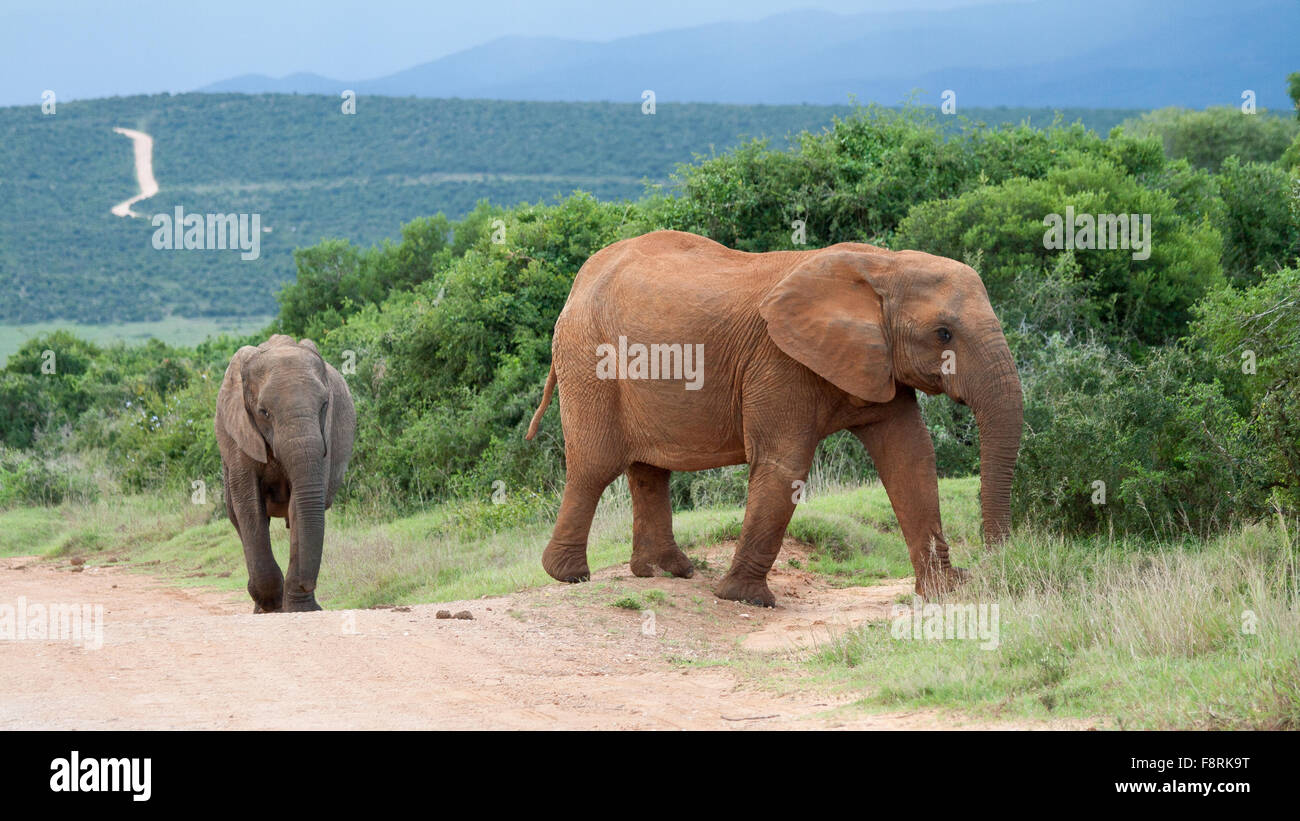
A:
<box><xmin>200</xmin><ymin>0</ymin><xmax>1300</xmax><ymax>109</ymax></box>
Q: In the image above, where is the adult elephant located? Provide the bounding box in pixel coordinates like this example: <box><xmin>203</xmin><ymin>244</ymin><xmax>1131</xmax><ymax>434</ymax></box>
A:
<box><xmin>215</xmin><ymin>335</ymin><xmax>355</xmax><ymax>612</ymax></box>
<box><xmin>526</xmin><ymin>230</ymin><xmax>1022</xmax><ymax>606</ymax></box>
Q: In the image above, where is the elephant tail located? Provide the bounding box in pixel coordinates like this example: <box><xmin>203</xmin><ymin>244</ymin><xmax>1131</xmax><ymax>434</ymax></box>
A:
<box><xmin>525</xmin><ymin>363</ymin><xmax>556</xmax><ymax>441</ymax></box>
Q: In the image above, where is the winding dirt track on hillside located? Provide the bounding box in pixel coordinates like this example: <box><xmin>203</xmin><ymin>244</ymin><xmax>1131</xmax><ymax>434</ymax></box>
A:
<box><xmin>110</xmin><ymin>127</ymin><xmax>158</xmax><ymax>218</ymax></box>
<box><xmin>0</xmin><ymin>545</ymin><xmax>1093</xmax><ymax>731</ymax></box>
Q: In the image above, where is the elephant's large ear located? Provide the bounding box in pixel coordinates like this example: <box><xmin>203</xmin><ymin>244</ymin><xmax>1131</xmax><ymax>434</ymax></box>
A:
<box><xmin>216</xmin><ymin>346</ymin><xmax>267</xmax><ymax>463</ymax></box>
<box><xmin>321</xmin><ymin>364</ymin><xmax>355</xmax><ymax>464</ymax></box>
<box><xmin>759</xmin><ymin>250</ymin><xmax>896</xmax><ymax>404</ymax></box>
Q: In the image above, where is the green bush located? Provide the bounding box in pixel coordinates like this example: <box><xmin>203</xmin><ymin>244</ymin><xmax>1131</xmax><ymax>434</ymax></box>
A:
<box><xmin>1011</xmin><ymin>331</ymin><xmax>1270</xmax><ymax>537</ymax></box>
<box><xmin>0</xmin><ymin>332</ymin><xmax>99</xmax><ymax>448</ymax></box>
<box><xmin>1138</xmin><ymin>157</ymin><xmax>1223</xmax><ymax>224</ymax></box>
<box><xmin>107</xmin><ymin>369</ymin><xmax>222</xmax><ymax>494</ymax></box>
<box><xmin>276</xmin><ymin>214</ymin><xmax>455</xmax><ymax>340</ymax></box>
<box><xmin>431</xmin><ymin>490</ymin><xmax>557</xmax><ymax>542</ymax></box>
<box><xmin>896</xmin><ymin>151</ymin><xmax>1223</xmax><ymax>345</ymax></box>
<box><xmin>677</xmin><ymin>466</ymin><xmax>750</xmax><ymax>510</ymax></box>
<box><xmin>1213</xmin><ymin>157</ymin><xmax>1299</xmax><ymax>284</ymax></box>
<box><xmin>0</xmin><ymin>447</ymin><xmax>98</xmax><ymax>509</ymax></box>
<box><xmin>1121</xmin><ymin>107</ymin><xmax>1299</xmax><ymax>172</ymax></box>
<box><xmin>1191</xmin><ymin>266</ymin><xmax>1300</xmax><ymax>512</ymax></box>
<box><xmin>1281</xmin><ymin>133</ymin><xmax>1300</xmax><ymax>173</ymax></box>
<box><xmin>646</xmin><ymin>104</ymin><xmax>967</xmax><ymax>250</ymax></box>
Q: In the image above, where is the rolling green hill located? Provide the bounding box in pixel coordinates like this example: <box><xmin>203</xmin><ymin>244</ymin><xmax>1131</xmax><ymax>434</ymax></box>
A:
<box><xmin>0</xmin><ymin>93</ymin><xmax>1139</xmax><ymax>324</ymax></box>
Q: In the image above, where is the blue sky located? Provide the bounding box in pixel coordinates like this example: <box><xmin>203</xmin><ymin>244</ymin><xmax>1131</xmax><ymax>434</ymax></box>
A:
<box><xmin>0</xmin><ymin>0</ymin><xmax>998</xmax><ymax>106</ymax></box>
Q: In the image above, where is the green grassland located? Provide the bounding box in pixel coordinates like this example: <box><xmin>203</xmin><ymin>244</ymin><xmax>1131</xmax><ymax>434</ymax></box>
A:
<box><xmin>0</xmin><ymin>315</ymin><xmax>272</xmax><ymax>365</ymax></box>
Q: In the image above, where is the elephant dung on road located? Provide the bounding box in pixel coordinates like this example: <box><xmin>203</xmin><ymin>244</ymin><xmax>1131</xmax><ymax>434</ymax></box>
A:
<box><xmin>215</xmin><ymin>335</ymin><xmax>355</xmax><ymax>612</ymax></box>
<box><xmin>526</xmin><ymin>230</ymin><xmax>1023</xmax><ymax>606</ymax></box>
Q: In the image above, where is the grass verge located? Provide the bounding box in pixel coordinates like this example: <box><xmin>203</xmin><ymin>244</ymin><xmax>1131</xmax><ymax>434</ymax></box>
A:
<box><xmin>808</xmin><ymin>518</ymin><xmax>1300</xmax><ymax>729</ymax></box>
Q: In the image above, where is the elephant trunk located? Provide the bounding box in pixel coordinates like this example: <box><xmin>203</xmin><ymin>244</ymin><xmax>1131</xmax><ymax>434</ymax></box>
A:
<box><xmin>965</xmin><ymin>339</ymin><xmax>1023</xmax><ymax>548</ymax></box>
<box><xmin>282</xmin><ymin>427</ymin><xmax>329</xmax><ymax>610</ymax></box>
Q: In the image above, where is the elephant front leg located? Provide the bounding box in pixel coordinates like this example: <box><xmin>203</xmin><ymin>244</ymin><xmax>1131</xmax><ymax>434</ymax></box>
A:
<box><xmin>226</xmin><ymin>472</ymin><xmax>283</xmax><ymax>612</ymax></box>
<box><xmin>627</xmin><ymin>463</ymin><xmax>693</xmax><ymax>579</ymax></box>
<box><xmin>852</xmin><ymin>393</ymin><xmax>967</xmax><ymax>597</ymax></box>
<box><xmin>715</xmin><ymin>459</ymin><xmax>809</xmax><ymax>607</ymax></box>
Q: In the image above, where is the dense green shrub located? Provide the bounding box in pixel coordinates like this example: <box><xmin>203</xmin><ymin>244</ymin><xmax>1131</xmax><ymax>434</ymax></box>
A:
<box><xmin>1213</xmin><ymin>157</ymin><xmax>1299</xmax><ymax>284</ymax></box>
<box><xmin>676</xmin><ymin>466</ymin><xmax>750</xmax><ymax>510</ymax></box>
<box><xmin>0</xmin><ymin>447</ymin><xmax>98</xmax><ymax>509</ymax></box>
<box><xmin>1012</xmin><ymin>340</ymin><xmax>1263</xmax><ymax>536</ymax></box>
<box><xmin>1009</xmin><ymin>267</ymin><xmax>1299</xmax><ymax>535</ymax></box>
<box><xmin>953</xmin><ymin>120</ymin><xmax>1097</xmax><ymax>188</ymax></box>
<box><xmin>276</xmin><ymin>215</ymin><xmax>455</xmax><ymax>339</ymax></box>
<box><xmin>107</xmin><ymin>369</ymin><xmax>223</xmax><ymax>494</ymax></box>
<box><xmin>1121</xmin><ymin>107</ymin><xmax>1299</xmax><ymax>172</ymax></box>
<box><xmin>0</xmin><ymin>333</ymin><xmax>208</xmax><ymax>452</ymax></box>
<box><xmin>896</xmin><ymin>152</ymin><xmax>1223</xmax><ymax>345</ymax></box>
<box><xmin>0</xmin><ymin>332</ymin><xmax>100</xmax><ymax>448</ymax></box>
<box><xmin>1138</xmin><ymin>157</ymin><xmax>1223</xmax><ymax>223</ymax></box>
<box><xmin>646</xmin><ymin>105</ymin><xmax>967</xmax><ymax>250</ymax></box>
<box><xmin>1281</xmin><ymin>133</ymin><xmax>1300</xmax><ymax>173</ymax></box>
<box><xmin>1191</xmin><ymin>266</ymin><xmax>1300</xmax><ymax>511</ymax></box>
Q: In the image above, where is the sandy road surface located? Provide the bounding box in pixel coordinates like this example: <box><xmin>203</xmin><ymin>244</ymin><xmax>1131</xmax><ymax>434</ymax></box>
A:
<box><xmin>0</xmin><ymin>547</ymin><xmax>1091</xmax><ymax>730</ymax></box>
<box><xmin>110</xmin><ymin>127</ymin><xmax>158</xmax><ymax>217</ymax></box>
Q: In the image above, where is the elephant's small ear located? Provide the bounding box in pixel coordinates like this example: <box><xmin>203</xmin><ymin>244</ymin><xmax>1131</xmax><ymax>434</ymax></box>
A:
<box><xmin>759</xmin><ymin>250</ymin><xmax>896</xmax><ymax>404</ymax></box>
<box><xmin>297</xmin><ymin>338</ymin><xmax>319</xmax><ymax>355</ymax></box>
<box><xmin>216</xmin><ymin>346</ymin><xmax>267</xmax><ymax>463</ymax></box>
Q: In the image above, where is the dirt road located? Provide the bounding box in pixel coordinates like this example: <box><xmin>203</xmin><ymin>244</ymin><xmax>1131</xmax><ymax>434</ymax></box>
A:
<box><xmin>0</xmin><ymin>545</ymin><xmax>1087</xmax><ymax>730</ymax></box>
<box><xmin>110</xmin><ymin>127</ymin><xmax>158</xmax><ymax>218</ymax></box>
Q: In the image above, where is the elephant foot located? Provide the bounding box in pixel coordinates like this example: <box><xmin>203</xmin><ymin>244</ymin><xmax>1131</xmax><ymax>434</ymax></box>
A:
<box><xmin>629</xmin><ymin>544</ymin><xmax>695</xmax><ymax>579</ymax></box>
<box><xmin>249</xmin><ymin>578</ymin><xmax>284</xmax><ymax>614</ymax></box>
<box><xmin>914</xmin><ymin>565</ymin><xmax>971</xmax><ymax>598</ymax></box>
<box><xmin>542</xmin><ymin>540</ymin><xmax>591</xmax><ymax>583</ymax></box>
<box><xmin>283</xmin><ymin>594</ymin><xmax>323</xmax><ymax>613</ymax></box>
<box><xmin>714</xmin><ymin>573</ymin><xmax>776</xmax><ymax>608</ymax></box>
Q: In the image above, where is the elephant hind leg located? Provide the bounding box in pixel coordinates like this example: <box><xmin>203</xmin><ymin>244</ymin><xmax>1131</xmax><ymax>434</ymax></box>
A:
<box><xmin>627</xmin><ymin>462</ymin><xmax>693</xmax><ymax>579</ymax></box>
<box><xmin>542</xmin><ymin>460</ymin><xmax>623</xmax><ymax>584</ymax></box>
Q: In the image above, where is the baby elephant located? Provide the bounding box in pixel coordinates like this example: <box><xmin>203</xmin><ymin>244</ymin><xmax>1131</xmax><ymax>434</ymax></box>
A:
<box><xmin>215</xmin><ymin>335</ymin><xmax>355</xmax><ymax>612</ymax></box>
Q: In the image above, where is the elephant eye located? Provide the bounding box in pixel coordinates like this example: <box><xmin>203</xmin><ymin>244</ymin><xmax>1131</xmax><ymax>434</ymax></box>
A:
<box><xmin>937</xmin><ymin>327</ymin><xmax>952</xmax><ymax>343</ymax></box>
<box><xmin>258</xmin><ymin>407</ymin><xmax>270</xmax><ymax>418</ymax></box>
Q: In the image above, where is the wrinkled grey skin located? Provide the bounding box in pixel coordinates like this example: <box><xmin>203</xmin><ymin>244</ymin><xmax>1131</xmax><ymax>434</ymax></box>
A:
<box><xmin>215</xmin><ymin>335</ymin><xmax>355</xmax><ymax>613</ymax></box>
